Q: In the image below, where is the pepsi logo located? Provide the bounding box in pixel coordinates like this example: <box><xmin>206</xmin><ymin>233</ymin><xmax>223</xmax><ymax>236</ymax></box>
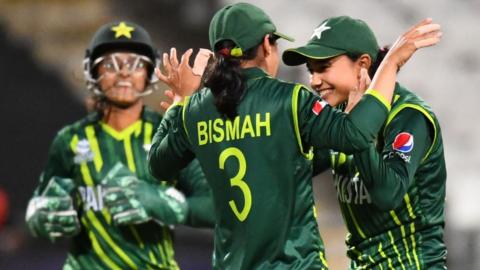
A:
<box><xmin>392</xmin><ymin>132</ymin><xmax>414</xmax><ymax>153</ymax></box>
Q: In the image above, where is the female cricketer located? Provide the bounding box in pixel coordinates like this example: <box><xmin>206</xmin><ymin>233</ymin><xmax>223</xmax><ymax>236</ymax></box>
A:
<box><xmin>283</xmin><ymin>16</ymin><xmax>447</xmax><ymax>269</ymax></box>
<box><xmin>25</xmin><ymin>21</ymin><xmax>213</xmax><ymax>269</ymax></box>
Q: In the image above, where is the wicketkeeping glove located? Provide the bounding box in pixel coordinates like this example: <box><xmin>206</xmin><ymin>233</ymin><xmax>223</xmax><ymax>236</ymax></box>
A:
<box><xmin>102</xmin><ymin>163</ymin><xmax>188</xmax><ymax>226</ymax></box>
<box><xmin>26</xmin><ymin>177</ymin><xmax>80</xmax><ymax>241</ymax></box>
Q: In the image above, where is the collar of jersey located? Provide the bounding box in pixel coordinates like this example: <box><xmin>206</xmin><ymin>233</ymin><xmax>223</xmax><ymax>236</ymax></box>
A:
<box><xmin>242</xmin><ymin>67</ymin><xmax>269</xmax><ymax>81</ymax></box>
<box><xmin>99</xmin><ymin>120</ymin><xmax>142</xmax><ymax>140</ymax></box>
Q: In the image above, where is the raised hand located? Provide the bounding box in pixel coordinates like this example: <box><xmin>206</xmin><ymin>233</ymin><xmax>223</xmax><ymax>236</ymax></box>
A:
<box><xmin>369</xmin><ymin>18</ymin><xmax>441</xmax><ymax>105</ymax></box>
<box><xmin>386</xmin><ymin>18</ymin><xmax>442</xmax><ymax>70</ymax></box>
<box><xmin>156</xmin><ymin>48</ymin><xmax>212</xmax><ymax>102</ymax></box>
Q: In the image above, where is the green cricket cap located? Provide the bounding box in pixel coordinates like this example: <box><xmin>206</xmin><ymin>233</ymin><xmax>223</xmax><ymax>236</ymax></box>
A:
<box><xmin>209</xmin><ymin>2</ymin><xmax>294</xmax><ymax>53</ymax></box>
<box><xmin>283</xmin><ymin>16</ymin><xmax>379</xmax><ymax>66</ymax></box>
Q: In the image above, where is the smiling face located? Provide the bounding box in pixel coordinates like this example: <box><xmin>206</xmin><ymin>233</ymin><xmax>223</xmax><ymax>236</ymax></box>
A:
<box><xmin>95</xmin><ymin>52</ymin><xmax>149</xmax><ymax>108</ymax></box>
<box><xmin>307</xmin><ymin>55</ymin><xmax>360</xmax><ymax>107</ymax></box>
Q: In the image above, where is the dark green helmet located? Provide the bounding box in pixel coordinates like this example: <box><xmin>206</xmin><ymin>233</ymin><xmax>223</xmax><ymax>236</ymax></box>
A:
<box><xmin>84</xmin><ymin>21</ymin><xmax>159</xmax><ymax>82</ymax></box>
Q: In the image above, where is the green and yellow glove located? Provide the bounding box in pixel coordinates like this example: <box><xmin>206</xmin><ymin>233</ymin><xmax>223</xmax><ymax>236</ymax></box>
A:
<box><xmin>102</xmin><ymin>163</ymin><xmax>188</xmax><ymax>226</ymax></box>
<box><xmin>26</xmin><ymin>177</ymin><xmax>80</xmax><ymax>241</ymax></box>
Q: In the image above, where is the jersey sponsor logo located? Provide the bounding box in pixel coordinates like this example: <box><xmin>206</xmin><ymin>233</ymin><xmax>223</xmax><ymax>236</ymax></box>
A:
<box><xmin>392</xmin><ymin>132</ymin><xmax>414</xmax><ymax>153</ymax></box>
<box><xmin>383</xmin><ymin>151</ymin><xmax>411</xmax><ymax>163</ymax></box>
<box><xmin>73</xmin><ymin>139</ymin><xmax>94</xmax><ymax>164</ymax></box>
<box><xmin>312</xmin><ymin>100</ymin><xmax>328</xmax><ymax>115</ymax></box>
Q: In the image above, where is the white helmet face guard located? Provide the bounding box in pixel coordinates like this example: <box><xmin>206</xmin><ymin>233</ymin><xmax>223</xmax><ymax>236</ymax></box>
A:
<box><xmin>84</xmin><ymin>52</ymin><xmax>159</xmax><ymax>98</ymax></box>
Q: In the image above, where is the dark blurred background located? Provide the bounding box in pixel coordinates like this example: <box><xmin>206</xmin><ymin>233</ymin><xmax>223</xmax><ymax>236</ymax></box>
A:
<box><xmin>0</xmin><ymin>0</ymin><xmax>479</xmax><ymax>269</ymax></box>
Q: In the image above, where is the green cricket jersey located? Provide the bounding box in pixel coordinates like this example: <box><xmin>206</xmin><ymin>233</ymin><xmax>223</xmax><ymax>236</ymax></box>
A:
<box><xmin>149</xmin><ymin>67</ymin><xmax>392</xmax><ymax>270</ymax></box>
<box><xmin>318</xmin><ymin>84</ymin><xmax>447</xmax><ymax>269</ymax></box>
<box><xmin>33</xmin><ymin>107</ymin><xmax>213</xmax><ymax>270</ymax></box>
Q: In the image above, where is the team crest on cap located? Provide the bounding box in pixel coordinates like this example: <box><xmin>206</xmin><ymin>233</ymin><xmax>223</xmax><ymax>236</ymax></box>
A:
<box><xmin>312</xmin><ymin>100</ymin><xmax>328</xmax><ymax>115</ymax></box>
<box><xmin>111</xmin><ymin>22</ymin><xmax>135</xmax><ymax>39</ymax></box>
<box><xmin>392</xmin><ymin>132</ymin><xmax>414</xmax><ymax>153</ymax></box>
<box><xmin>311</xmin><ymin>21</ymin><xmax>331</xmax><ymax>40</ymax></box>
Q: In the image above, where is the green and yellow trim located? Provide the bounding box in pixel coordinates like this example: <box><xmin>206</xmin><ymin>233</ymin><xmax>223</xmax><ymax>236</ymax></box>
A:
<box><xmin>404</xmin><ymin>194</ymin><xmax>417</xmax><ymax>220</ymax></box>
<box><xmin>70</xmin><ymin>135</ymin><xmax>79</xmax><ymax>154</ymax></box>
<box><xmin>162</xmin><ymin>227</ymin><xmax>179</xmax><ymax>269</ymax></box>
<box><xmin>85</xmin><ymin>126</ymin><xmax>103</xmax><ymax>172</ymax></box>
<box><xmin>346</xmin><ymin>204</ymin><xmax>366</xmax><ymax>239</ymax></box>
<box><xmin>319</xmin><ymin>251</ymin><xmax>328</xmax><ymax>268</ymax></box>
<box><xmin>365</xmin><ymin>89</ymin><xmax>391</xmax><ymax>112</ymax></box>
<box><xmin>144</xmin><ymin>122</ymin><xmax>153</xmax><ymax>146</ymax></box>
<box><xmin>156</xmin><ymin>243</ymin><xmax>167</xmax><ymax>268</ymax></box>
<box><xmin>182</xmin><ymin>96</ymin><xmax>192</xmax><ymax>143</ymax></box>
<box><xmin>165</xmin><ymin>99</ymin><xmax>185</xmax><ymax>113</ymax></box>
<box><xmin>100</xmin><ymin>120</ymin><xmax>142</xmax><ymax>141</ymax></box>
<box><xmin>378</xmin><ymin>242</ymin><xmax>394</xmax><ymax>270</ymax></box>
<box><xmin>72</xmin><ymin>135</ymin><xmax>136</xmax><ymax>269</ymax></box>
<box><xmin>283</xmin><ymin>48</ymin><xmax>343</xmax><ymax>63</ymax></box>
<box><xmin>410</xmin><ymin>223</ymin><xmax>421</xmax><ymax>269</ymax></box>
<box><xmin>129</xmin><ymin>226</ymin><xmax>159</xmax><ymax>266</ymax></box>
<box><xmin>85</xmin><ymin>210</ymin><xmax>137</xmax><ymax>269</ymax></box>
<box><xmin>292</xmin><ymin>84</ymin><xmax>313</xmax><ymax>160</ymax></box>
<box><xmin>82</xmin><ymin>217</ymin><xmax>122</xmax><ymax>270</ymax></box>
<box><xmin>389</xmin><ymin>207</ymin><xmax>419</xmax><ymax>269</ymax></box>
<box><xmin>388</xmin><ymin>231</ymin><xmax>406</xmax><ymax>270</ymax></box>
<box><xmin>401</xmin><ymin>225</ymin><xmax>413</xmax><ymax>266</ymax></box>
<box><xmin>123</xmin><ymin>134</ymin><xmax>136</xmax><ymax>172</ymax></box>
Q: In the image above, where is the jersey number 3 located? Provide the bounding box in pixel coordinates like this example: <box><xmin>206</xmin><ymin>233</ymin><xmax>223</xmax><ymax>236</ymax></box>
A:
<box><xmin>219</xmin><ymin>147</ymin><xmax>252</xmax><ymax>222</ymax></box>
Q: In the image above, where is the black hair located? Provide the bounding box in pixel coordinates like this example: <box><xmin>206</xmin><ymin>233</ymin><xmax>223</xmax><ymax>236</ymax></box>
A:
<box><xmin>204</xmin><ymin>35</ymin><xmax>277</xmax><ymax>119</ymax></box>
<box><xmin>346</xmin><ymin>46</ymin><xmax>390</xmax><ymax>79</ymax></box>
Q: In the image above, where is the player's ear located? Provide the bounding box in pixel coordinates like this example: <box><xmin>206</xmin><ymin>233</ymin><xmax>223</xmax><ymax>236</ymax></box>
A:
<box><xmin>261</xmin><ymin>35</ymin><xmax>272</xmax><ymax>57</ymax></box>
<box><xmin>356</xmin><ymin>54</ymin><xmax>372</xmax><ymax>78</ymax></box>
<box><xmin>357</xmin><ymin>54</ymin><xmax>372</xmax><ymax>69</ymax></box>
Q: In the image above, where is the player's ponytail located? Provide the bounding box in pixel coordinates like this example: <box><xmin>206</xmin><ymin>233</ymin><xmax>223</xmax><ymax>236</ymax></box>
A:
<box><xmin>368</xmin><ymin>46</ymin><xmax>390</xmax><ymax>78</ymax></box>
<box><xmin>204</xmin><ymin>37</ymin><xmax>276</xmax><ymax>119</ymax></box>
<box><xmin>203</xmin><ymin>41</ymin><xmax>245</xmax><ymax>119</ymax></box>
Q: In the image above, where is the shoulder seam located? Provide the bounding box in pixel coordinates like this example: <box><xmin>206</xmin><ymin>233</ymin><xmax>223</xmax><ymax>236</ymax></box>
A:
<box><xmin>384</xmin><ymin>104</ymin><xmax>437</xmax><ymax>162</ymax></box>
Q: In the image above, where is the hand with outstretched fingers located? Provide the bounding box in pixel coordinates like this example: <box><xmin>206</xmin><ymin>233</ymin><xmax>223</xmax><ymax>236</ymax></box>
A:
<box><xmin>156</xmin><ymin>48</ymin><xmax>212</xmax><ymax>104</ymax></box>
<box><xmin>368</xmin><ymin>18</ymin><xmax>442</xmax><ymax>106</ymax></box>
<box><xmin>386</xmin><ymin>18</ymin><xmax>442</xmax><ymax>70</ymax></box>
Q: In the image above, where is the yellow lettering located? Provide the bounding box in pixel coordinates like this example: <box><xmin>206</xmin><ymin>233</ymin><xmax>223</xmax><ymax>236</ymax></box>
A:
<box><xmin>226</xmin><ymin>116</ymin><xmax>240</xmax><ymax>141</ymax></box>
<box><xmin>197</xmin><ymin>121</ymin><xmax>208</xmax><ymax>146</ymax></box>
<box><xmin>240</xmin><ymin>115</ymin><xmax>255</xmax><ymax>139</ymax></box>
<box><xmin>256</xmin><ymin>113</ymin><xmax>271</xmax><ymax>137</ymax></box>
<box><xmin>199</xmin><ymin>113</ymin><xmax>272</xmax><ymax>146</ymax></box>
<box><xmin>213</xmin><ymin>118</ymin><xmax>225</xmax><ymax>142</ymax></box>
<box><xmin>208</xmin><ymin>120</ymin><xmax>213</xmax><ymax>144</ymax></box>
